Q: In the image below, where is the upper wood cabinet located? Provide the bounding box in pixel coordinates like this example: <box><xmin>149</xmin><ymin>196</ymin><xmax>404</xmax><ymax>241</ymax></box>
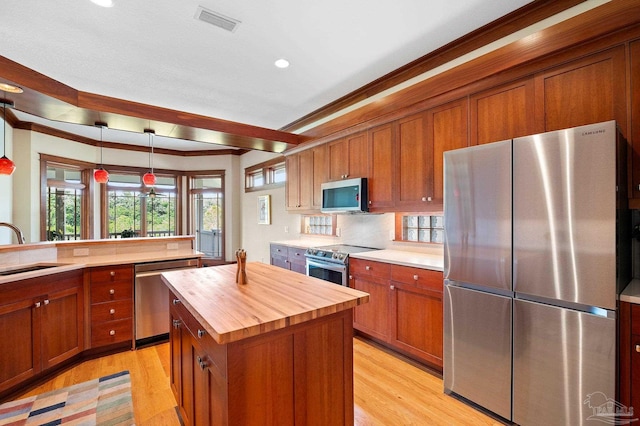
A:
<box><xmin>534</xmin><ymin>46</ymin><xmax>626</xmax><ymax>133</ymax></box>
<box><xmin>329</xmin><ymin>132</ymin><xmax>368</xmax><ymax>181</ymax></box>
<box><xmin>395</xmin><ymin>112</ymin><xmax>430</xmax><ymax>209</ymax></box>
<box><xmin>470</xmin><ymin>78</ymin><xmax>535</xmax><ymax>145</ymax></box>
<box><xmin>368</xmin><ymin>123</ymin><xmax>395</xmax><ymax>210</ymax></box>
<box><xmin>285</xmin><ymin>150</ymin><xmax>313</xmax><ymax>210</ymax></box>
<box><xmin>311</xmin><ymin>144</ymin><xmax>329</xmax><ymax>209</ymax></box>
<box><xmin>428</xmin><ymin>99</ymin><xmax>468</xmax><ymax>203</ymax></box>
<box><xmin>630</xmin><ymin>40</ymin><xmax>640</xmax><ymax>200</ymax></box>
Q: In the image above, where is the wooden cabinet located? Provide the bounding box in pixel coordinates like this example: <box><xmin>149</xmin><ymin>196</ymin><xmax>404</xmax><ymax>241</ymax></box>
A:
<box><xmin>368</xmin><ymin>122</ymin><xmax>395</xmax><ymax>210</ymax></box>
<box><xmin>285</xmin><ymin>150</ymin><xmax>313</xmax><ymax>210</ymax></box>
<box><xmin>311</xmin><ymin>144</ymin><xmax>329</xmax><ymax>209</ymax></box>
<box><xmin>427</xmin><ymin>99</ymin><xmax>468</xmax><ymax>203</ymax></box>
<box><xmin>470</xmin><ymin>78</ymin><xmax>535</xmax><ymax>146</ymax></box>
<box><xmin>619</xmin><ymin>301</ymin><xmax>640</xmax><ymax>413</ymax></box>
<box><xmin>630</xmin><ymin>41</ymin><xmax>640</xmax><ymax>200</ymax></box>
<box><xmin>395</xmin><ymin>112</ymin><xmax>430</xmax><ymax>209</ymax></box>
<box><xmin>89</xmin><ymin>265</ymin><xmax>133</xmax><ymax>348</ymax></box>
<box><xmin>389</xmin><ymin>265</ymin><xmax>443</xmax><ymax>368</ymax></box>
<box><xmin>170</xmin><ymin>289</ymin><xmax>355</xmax><ymax>426</ymax></box>
<box><xmin>328</xmin><ymin>132</ymin><xmax>368</xmax><ymax>181</ymax></box>
<box><xmin>270</xmin><ymin>243</ymin><xmax>306</xmax><ymax>274</ymax></box>
<box><xmin>534</xmin><ymin>46</ymin><xmax>626</xmax><ymax>134</ymax></box>
<box><xmin>0</xmin><ymin>270</ymin><xmax>84</xmax><ymax>395</ymax></box>
<box><xmin>350</xmin><ymin>259</ymin><xmax>391</xmax><ymax>342</ymax></box>
<box><xmin>350</xmin><ymin>258</ymin><xmax>443</xmax><ymax>369</ymax></box>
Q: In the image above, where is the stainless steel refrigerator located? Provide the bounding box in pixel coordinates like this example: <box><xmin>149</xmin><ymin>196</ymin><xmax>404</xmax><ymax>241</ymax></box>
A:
<box><xmin>443</xmin><ymin>120</ymin><xmax>631</xmax><ymax>425</ymax></box>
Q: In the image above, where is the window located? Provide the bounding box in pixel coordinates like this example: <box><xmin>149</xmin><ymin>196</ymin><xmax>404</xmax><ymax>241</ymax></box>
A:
<box><xmin>188</xmin><ymin>173</ymin><xmax>224</xmax><ymax>260</ymax></box>
<box><xmin>244</xmin><ymin>157</ymin><xmax>285</xmax><ymax>191</ymax></box>
<box><xmin>103</xmin><ymin>171</ymin><xmax>178</xmax><ymax>238</ymax></box>
<box><xmin>41</xmin><ymin>155</ymin><xmax>92</xmax><ymax>241</ymax></box>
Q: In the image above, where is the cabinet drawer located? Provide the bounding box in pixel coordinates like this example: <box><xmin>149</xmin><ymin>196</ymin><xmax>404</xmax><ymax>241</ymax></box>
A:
<box><xmin>90</xmin><ymin>265</ymin><xmax>133</xmax><ymax>284</ymax></box>
<box><xmin>91</xmin><ymin>318</ymin><xmax>132</xmax><ymax>347</ymax></box>
<box><xmin>270</xmin><ymin>244</ymin><xmax>288</xmax><ymax>257</ymax></box>
<box><xmin>288</xmin><ymin>247</ymin><xmax>306</xmax><ymax>265</ymax></box>
<box><xmin>391</xmin><ymin>265</ymin><xmax>443</xmax><ymax>292</ymax></box>
<box><xmin>91</xmin><ymin>299</ymin><xmax>133</xmax><ymax>323</ymax></box>
<box><xmin>632</xmin><ymin>305</ymin><xmax>640</xmax><ymax>335</ymax></box>
<box><xmin>91</xmin><ymin>280</ymin><xmax>132</xmax><ymax>304</ymax></box>
<box><xmin>350</xmin><ymin>259</ymin><xmax>390</xmax><ymax>279</ymax></box>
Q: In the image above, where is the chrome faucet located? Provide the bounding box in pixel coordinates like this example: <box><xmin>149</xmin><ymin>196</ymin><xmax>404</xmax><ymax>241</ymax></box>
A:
<box><xmin>0</xmin><ymin>222</ymin><xmax>26</xmax><ymax>244</ymax></box>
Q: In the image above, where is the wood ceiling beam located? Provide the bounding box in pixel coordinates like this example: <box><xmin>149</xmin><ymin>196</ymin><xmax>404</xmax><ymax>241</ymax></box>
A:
<box><xmin>0</xmin><ymin>55</ymin><xmax>304</xmax><ymax>153</ymax></box>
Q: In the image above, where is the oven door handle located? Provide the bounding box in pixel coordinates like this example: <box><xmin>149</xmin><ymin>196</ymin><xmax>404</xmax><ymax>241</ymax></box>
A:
<box><xmin>305</xmin><ymin>258</ymin><xmax>347</xmax><ymax>273</ymax></box>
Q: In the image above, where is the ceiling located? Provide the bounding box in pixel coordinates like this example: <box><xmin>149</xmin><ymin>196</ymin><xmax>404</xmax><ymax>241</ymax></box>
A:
<box><xmin>0</xmin><ymin>0</ymin><xmax>536</xmax><ymax>153</ymax></box>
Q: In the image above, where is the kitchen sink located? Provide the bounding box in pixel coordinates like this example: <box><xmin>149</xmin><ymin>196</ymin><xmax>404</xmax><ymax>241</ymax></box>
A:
<box><xmin>0</xmin><ymin>264</ymin><xmax>68</xmax><ymax>276</ymax></box>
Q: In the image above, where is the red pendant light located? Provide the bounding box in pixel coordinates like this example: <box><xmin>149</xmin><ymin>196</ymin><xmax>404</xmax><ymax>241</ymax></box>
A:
<box><xmin>0</xmin><ymin>100</ymin><xmax>16</xmax><ymax>176</ymax></box>
<box><xmin>93</xmin><ymin>122</ymin><xmax>109</xmax><ymax>183</ymax></box>
<box><xmin>143</xmin><ymin>129</ymin><xmax>156</xmax><ymax>186</ymax></box>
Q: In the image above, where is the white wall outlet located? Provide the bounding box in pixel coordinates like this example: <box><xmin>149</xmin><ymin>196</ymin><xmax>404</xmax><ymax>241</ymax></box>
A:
<box><xmin>73</xmin><ymin>248</ymin><xmax>89</xmax><ymax>257</ymax></box>
<box><xmin>284</xmin><ymin>226</ymin><xmax>289</xmax><ymax>233</ymax></box>
<box><xmin>167</xmin><ymin>242</ymin><xmax>179</xmax><ymax>250</ymax></box>
<box><xmin>336</xmin><ymin>227</ymin><xmax>341</xmax><ymax>237</ymax></box>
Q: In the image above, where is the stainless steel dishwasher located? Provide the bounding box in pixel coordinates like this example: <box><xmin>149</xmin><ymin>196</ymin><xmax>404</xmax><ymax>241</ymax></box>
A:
<box><xmin>134</xmin><ymin>258</ymin><xmax>199</xmax><ymax>347</ymax></box>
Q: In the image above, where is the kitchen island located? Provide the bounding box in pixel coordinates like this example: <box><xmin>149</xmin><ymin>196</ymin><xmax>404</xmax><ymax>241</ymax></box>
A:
<box><xmin>162</xmin><ymin>262</ymin><xmax>369</xmax><ymax>426</ymax></box>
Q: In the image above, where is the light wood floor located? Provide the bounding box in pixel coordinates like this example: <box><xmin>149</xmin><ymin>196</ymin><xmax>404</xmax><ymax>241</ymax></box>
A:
<box><xmin>15</xmin><ymin>338</ymin><xmax>503</xmax><ymax>425</ymax></box>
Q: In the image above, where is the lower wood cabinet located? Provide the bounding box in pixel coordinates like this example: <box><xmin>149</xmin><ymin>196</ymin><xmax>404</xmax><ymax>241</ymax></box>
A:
<box><xmin>0</xmin><ymin>270</ymin><xmax>84</xmax><ymax>395</ymax></box>
<box><xmin>619</xmin><ymin>301</ymin><xmax>640</xmax><ymax>413</ymax></box>
<box><xmin>89</xmin><ymin>265</ymin><xmax>133</xmax><ymax>348</ymax></box>
<box><xmin>350</xmin><ymin>258</ymin><xmax>443</xmax><ymax>369</ymax></box>
<box><xmin>170</xmin><ymin>290</ymin><xmax>354</xmax><ymax>426</ymax></box>
<box><xmin>270</xmin><ymin>243</ymin><xmax>306</xmax><ymax>274</ymax></box>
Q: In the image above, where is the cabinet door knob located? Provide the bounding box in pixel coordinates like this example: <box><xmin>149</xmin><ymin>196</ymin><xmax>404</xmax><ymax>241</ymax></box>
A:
<box><xmin>197</xmin><ymin>329</ymin><xmax>206</xmax><ymax>338</ymax></box>
<box><xmin>349</xmin><ymin>275</ymin><xmax>353</xmax><ymax>280</ymax></box>
<box><xmin>109</xmin><ymin>289</ymin><xmax>115</xmax><ymax>295</ymax></box>
<box><xmin>109</xmin><ymin>330</ymin><xmax>116</xmax><ymax>336</ymax></box>
<box><xmin>173</xmin><ymin>319</ymin><xmax>181</xmax><ymax>329</ymax></box>
<box><xmin>413</xmin><ymin>275</ymin><xmax>419</xmax><ymax>281</ymax></box>
<box><xmin>197</xmin><ymin>356</ymin><xmax>207</xmax><ymax>370</ymax></box>
<box><xmin>43</xmin><ymin>299</ymin><xmax>50</xmax><ymax>305</ymax></box>
<box><xmin>110</xmin><ymin>271</ymin><xmax>116</xmax><ymax>277</ymax></box>
<box><xmin>34</xmin><ymin>301</ymin><xmax>41</xmax><ymax>308</ymax></box>
<box><xmin>390</xmin><ymin>285</ymin><xmax>395</xmax><ymax>290</ymax></box>
<box><xmin>636</xmin><ymin>345</ymin><xmax>640</xmax><ymax>353</ymax></box>
<box><xmin>172</xmin><ymin>298</ymin><xmax>181</xmax><ymax>305</ymax></box>
<box><xmin>110</xmin><ymin>308</ymin><xmax>116</xmax><ymax>315</ymax></box>
<box><xmin>365</xmin><ymin>266</ymin><xmax>371</xmax><ymax>271</ymax></box>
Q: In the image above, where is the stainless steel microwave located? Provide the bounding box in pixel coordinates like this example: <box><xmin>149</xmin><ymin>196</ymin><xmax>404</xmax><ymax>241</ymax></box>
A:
<box><xmin>321</xmin><ymin>177</ymin><xmax>368</xmax><ymax>213</ymax></box>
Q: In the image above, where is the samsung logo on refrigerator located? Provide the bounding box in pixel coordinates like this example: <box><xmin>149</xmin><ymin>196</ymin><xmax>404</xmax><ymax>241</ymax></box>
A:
<box><xmin>320</xmin><ymin>177</ymin><xmax>368</xmax><ymax>213</ymax></box>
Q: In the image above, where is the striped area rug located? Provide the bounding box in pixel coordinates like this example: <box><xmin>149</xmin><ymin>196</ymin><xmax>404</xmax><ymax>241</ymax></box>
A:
<box><xmin>0</xmin><ymin>370</ymin><xmax>135</xmax><ymax>425</ymax></box>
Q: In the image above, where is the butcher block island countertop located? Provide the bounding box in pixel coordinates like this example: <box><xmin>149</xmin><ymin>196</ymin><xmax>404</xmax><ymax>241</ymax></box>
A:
<box><xmin>161</xmin><ymin>262</ymin><xmax>369</xmax><ymax>344</ymax></box>
<box><xmin>161</xmin><ymin>262</ymin><xmax>370</xmax><ymax>425</ymax></box>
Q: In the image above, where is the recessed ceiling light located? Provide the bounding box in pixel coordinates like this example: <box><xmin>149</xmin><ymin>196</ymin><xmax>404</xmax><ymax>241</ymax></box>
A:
<box><xmin>90</xmin><ymin>0</ymin><xmax>114</xmax><ymax>7</ymax></box>
<box><xmin>274</xmin><ymin>59</ymin><xmax>290</xmax><ymax>69</ymax></box>
<box><xmin>0</xmin><ymin>83</ymin><xmax>23</xmax><ymax>94</ymax></box>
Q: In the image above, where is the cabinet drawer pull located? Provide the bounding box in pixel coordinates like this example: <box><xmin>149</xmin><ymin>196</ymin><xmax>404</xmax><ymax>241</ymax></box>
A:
<box><xmin>110</xmin><ymin>271</ymin><xmax>116</xmax><ymax>277</ymax></box>
<box><xmin>109</xmin><ymin>308</ymin><xmax>116</xmax><ymax>315</ymax></box>
<box><xmin>197</xmin><ymin>356</ymin><xmax>207</xmax><ymax>370</ymax></box>
<box><xmin>109</xmin><ymin>289</ymin><xmax>115</xmax><ymax>295</ymax></box>
<box><xmin>109</xmin><ymin>330</ymin><xmax>116</xmax><ymax>336</ymax></box>
<box><xmin>636</xmin><ymin>345</ymin><xmax>640</xmax><ymax>353</ymax></box>
<box><xmin>197</xmin><ymin>329</ymin><xmax>206</xmax><ymax>338</ymax></box>
<box><xmin>172</xmin><ymin>298</ymin><xmax>181</xmax><ymax>305</ymax></box>
<box><xmin>365</xmin><ymin>266</ymin><xmax>371</xmax><ymax>271</ymax></box>
<box><xmin>413</xmin><ymin>275</ymin><xmax>419</xmax><ymax>281</ymax></box>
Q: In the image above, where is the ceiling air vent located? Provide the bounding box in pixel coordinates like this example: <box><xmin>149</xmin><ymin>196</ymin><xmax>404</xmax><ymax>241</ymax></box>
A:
<box><xmin>194</xmin><ymin>6</ymin><xmax>240</xmax><ymax>33</ymax></box>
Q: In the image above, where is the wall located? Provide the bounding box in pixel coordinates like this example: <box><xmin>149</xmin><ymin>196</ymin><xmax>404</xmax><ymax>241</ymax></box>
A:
<box><xmin>8</xmin><ymin>129</ymin><xmax>242</xmax><ymax>260</ymax></box>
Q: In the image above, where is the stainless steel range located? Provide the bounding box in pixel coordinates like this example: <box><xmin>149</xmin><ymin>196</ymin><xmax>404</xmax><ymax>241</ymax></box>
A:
<box><xmin>305</xmin><ymin>245</ymin><xmax>378</xmax><ymax>286</ymax></box>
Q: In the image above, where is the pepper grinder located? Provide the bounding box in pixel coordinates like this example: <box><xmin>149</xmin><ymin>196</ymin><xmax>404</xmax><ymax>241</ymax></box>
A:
<box><xmin>236</xmin><ymin>249</ymin><xmax>247</xmax><ymax>284</ymax></box>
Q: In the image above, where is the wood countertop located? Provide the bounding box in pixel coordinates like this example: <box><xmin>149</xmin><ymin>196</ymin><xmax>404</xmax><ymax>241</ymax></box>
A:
<box><xmin>161</xmin><ymin>262</ymin><xmax>369</xmax><ymax>345</ymax></box>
